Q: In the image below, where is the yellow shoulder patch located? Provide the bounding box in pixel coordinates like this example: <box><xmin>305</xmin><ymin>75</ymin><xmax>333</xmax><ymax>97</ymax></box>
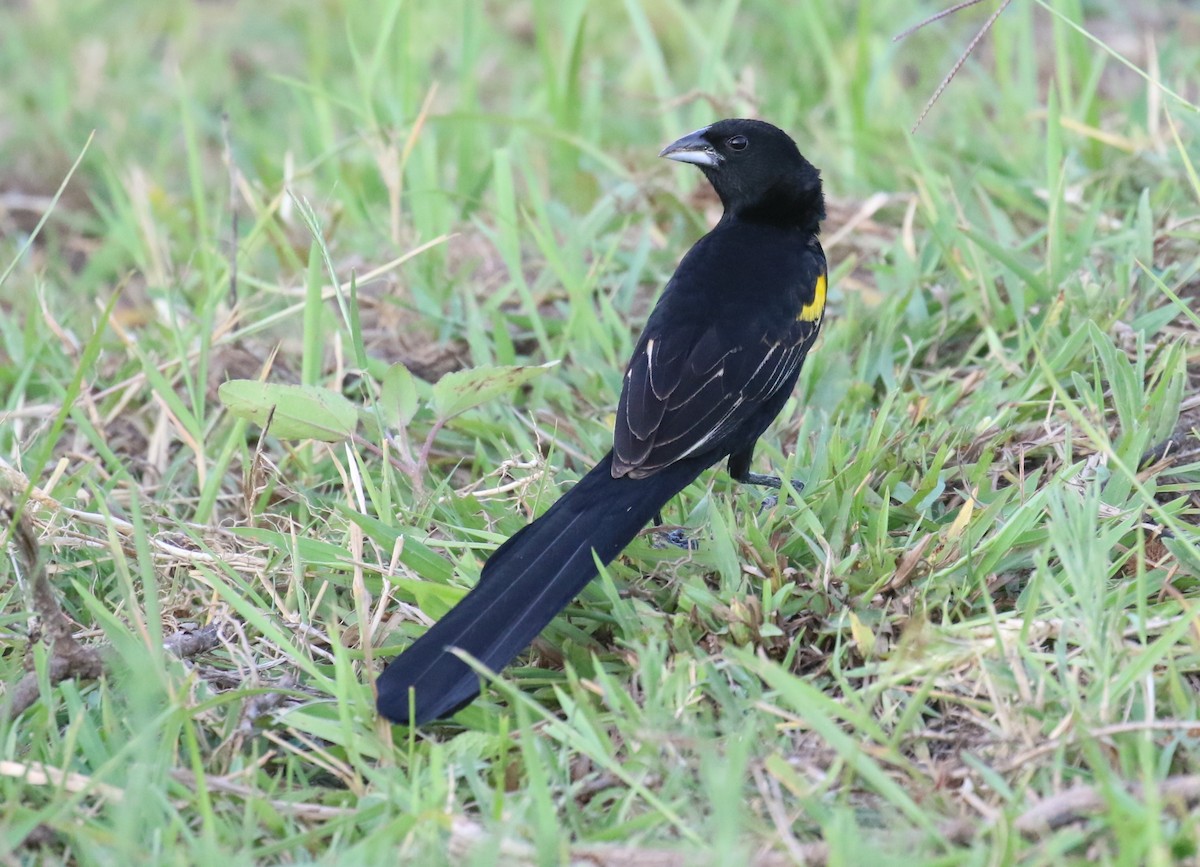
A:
<box><xmin>797</xmin><ymin>272</ymin><xmax>827</xmax><ymax>323</ymax></box>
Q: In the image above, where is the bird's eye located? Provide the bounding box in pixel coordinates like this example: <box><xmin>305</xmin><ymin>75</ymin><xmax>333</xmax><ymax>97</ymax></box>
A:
<box><xmin>727</xmin><ymin>135</ymin><xmax>749</xmax><ymax>151</ymax></box>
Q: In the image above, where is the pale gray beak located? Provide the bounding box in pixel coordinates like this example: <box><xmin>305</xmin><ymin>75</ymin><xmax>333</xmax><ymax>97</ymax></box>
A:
<box><xmin>659</xmin><ymin>127</ymin><xmax>722</xmax><ymax>167</ymax></box>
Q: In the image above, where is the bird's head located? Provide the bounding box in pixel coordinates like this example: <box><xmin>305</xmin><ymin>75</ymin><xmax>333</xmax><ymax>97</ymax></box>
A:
<box><xmin>660</xmin><ymin>118</ymin><xmax>824</xmax><ymax>230</ymax></box>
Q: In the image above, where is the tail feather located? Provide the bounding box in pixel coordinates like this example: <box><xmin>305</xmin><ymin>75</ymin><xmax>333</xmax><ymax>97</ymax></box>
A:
<box><xmin>375</xmin><ymin>452</ymin><xmax>703</xmax><ymax>724</ymax></box>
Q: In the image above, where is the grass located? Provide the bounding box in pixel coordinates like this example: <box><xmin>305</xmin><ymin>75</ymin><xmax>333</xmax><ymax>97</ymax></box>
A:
<box><xmin>2</xmin><ymin>0</ymin><xmax>1199</xmax><ymax>863</ymax></box>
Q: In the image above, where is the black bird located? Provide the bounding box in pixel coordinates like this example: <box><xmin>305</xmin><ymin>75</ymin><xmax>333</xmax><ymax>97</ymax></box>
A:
<box><xmin>376</xmin><ymin>119</ymin><xmax>828</xmax><ymax>725</ymax></box>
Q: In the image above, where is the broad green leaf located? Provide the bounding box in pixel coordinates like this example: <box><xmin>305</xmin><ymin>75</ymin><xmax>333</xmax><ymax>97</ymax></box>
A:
<box><xmin>430</xmin><ymin>361</ymin><xmax>558</xmax><ymax>421</ymax></box>
<box><xmin>340</xmin><ymin>508</ymin><xmax>458</xmax><ymax>584</ymax></box>
<box><xmin>218</xmin><ymin>380</ymin><xmax>358</xmax><ymax>442</ymax></box>
<box><xmin>381</xmin><ymin>363</ymin><xmax>420</xmax><ymax>428</ymax></box>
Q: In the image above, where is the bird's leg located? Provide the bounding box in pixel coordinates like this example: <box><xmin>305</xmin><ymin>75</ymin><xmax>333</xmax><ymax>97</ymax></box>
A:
<box><xmin>727</xmin><ymin>447</ymin><xmax>804</xmax><ymax>505</ymax></box>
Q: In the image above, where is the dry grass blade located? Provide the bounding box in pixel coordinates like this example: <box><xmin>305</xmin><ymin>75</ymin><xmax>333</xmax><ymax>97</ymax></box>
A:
<box><xmin>0</xmin><ymin>759</ymin><xmax>126</xmax><ymax>802</ymax></box>
<box><xmin>446</xmin><ymin>815</ymin><xmax>805</xmax><ymax>866</ymax></box>
<box><xmin>1015</xmin><ymin>775</ymin><xmax>1200</xmax><ymax>833</ymax></box>
<box><xmin>170</xmin><ymin>769</ymin><xmax>356</xmax><ymax>822</ymax></box>
<box><xmin>892</xmin><ymin>0</ymin><xmax>992</xmax><ymax>42</ymax></box>
<box><xmin>3</xmin><ymin>493</ymin><xmax>230</xmax><ymax>720</ymax></box>
<box><xmin>896</xmin><ymin>0</ymin><xmax>1016</xmax><ymax>133</ymax></box>
<box><xmin>3</xmin><ymin>501</ymin><xmax>105</xmax><ymax>720</ymax></box>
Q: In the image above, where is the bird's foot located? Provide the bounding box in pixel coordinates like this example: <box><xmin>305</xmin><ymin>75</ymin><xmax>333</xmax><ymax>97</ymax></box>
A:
<box><xmin>665</xmin><ymin>528</ymin><xmax>698</xmax><ymax>549</ymax></box>
<box><xmin>737</xmin><ymin>473</ymin><xmax>805</xmax><ymax>513</ymax></box>
<box><xmin>652</xmin><ymin>527</ymin><xmax>699</xmax><ymax>550</ymax></box>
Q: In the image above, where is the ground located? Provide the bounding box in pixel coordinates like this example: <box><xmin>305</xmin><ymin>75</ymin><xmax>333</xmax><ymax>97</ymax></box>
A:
<box><xmin>1</xmin><ymin>1</ymin><xmax>1199</xmax><ymax>864</ymax></box>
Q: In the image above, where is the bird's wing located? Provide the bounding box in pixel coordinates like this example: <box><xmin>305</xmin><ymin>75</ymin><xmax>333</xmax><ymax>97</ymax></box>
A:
<box><xmin>613</xmin><ymin>269</ymin><xmax>826</xmax><ymax>477</ymax></box>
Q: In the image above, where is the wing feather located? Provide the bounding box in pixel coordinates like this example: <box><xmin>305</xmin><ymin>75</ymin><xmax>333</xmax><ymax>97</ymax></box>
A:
<box><xmin>611</xmin><ymin>246</ymin><xmax>827</xmax><ymax>479</ymax></box>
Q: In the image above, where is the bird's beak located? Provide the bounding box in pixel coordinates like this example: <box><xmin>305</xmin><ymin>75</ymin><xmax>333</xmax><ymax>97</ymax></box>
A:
<box><xmin>659</xmin><ymin>127</ymin><xmax>722</xmax><ymax>167</ymax></box>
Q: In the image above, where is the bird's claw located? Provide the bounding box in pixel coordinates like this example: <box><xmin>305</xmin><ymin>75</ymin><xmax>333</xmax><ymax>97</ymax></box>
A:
<box><xmin>657</xmin><ymin>528</ymin><xmax>698</xmax><ymax>550</ymax></box>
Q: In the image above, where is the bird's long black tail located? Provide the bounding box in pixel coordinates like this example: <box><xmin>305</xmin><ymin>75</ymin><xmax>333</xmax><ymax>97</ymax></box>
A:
<box><xmin>375</xmin><ymin>451</ymin><xmax>705</xmax><ymax>725</ymax></box>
